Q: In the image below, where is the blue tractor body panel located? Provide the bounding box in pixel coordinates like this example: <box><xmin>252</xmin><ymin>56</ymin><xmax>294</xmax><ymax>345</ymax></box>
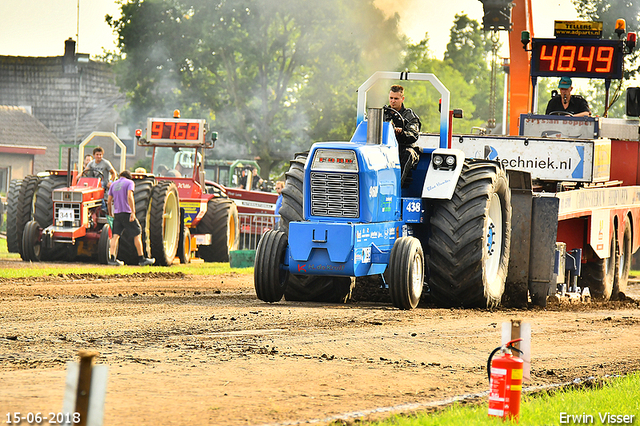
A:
<box><xmin>288</xmin><ymin>220</ymin><xmax>403</xmax><ymax>276</ymax></box>
<box><xmin>287</xmin><ymin>119</ymin><xmax>429</xmax><ymax>277</ymax></box>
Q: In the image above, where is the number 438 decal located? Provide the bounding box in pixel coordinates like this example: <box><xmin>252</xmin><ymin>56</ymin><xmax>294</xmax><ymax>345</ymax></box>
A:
<box><xmin>405</xmin><ymin>200</ymin><xmax>421</xmax><ymax>213</ymax></box>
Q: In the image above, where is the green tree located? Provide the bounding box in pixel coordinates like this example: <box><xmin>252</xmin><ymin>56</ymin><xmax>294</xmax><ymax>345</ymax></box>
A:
<box><xmin>400</xmin><ymin>36</ymin><xmax>485</xmax><ymax>134</ymax></box>
<box><xmin>107</xmin><ymin>0</ymin><xmax>403</xmax><ymax>176</ymax></box>
<box><xmin>443</xmin><ymin>14</ymin><xmax>504</xmax><ymax>126</ymax></box>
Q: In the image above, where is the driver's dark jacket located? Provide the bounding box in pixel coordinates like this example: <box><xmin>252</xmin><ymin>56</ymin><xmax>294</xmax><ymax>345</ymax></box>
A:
<box><xmin>545</xmin><ymin>95</ymin><xmax>590</xmax><ymax>115</ymax></box>
<box><xmin>384</xmin><ymin>104</ymin><xmax>421</xmax><ymax>147</ymax></box>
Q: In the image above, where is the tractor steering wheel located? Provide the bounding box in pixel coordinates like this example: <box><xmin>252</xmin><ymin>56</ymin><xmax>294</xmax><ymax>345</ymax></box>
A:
<box><xmin>383</xmin><ymin>105</ymin><xmax>405</xmax><ymax>130</ymax></box>
<box><xmin>548</xmin><ymin>111</ymin><xmax>574</xmax><ymax>116</ymax></box>
<box><xmin>83</xmin><ymin>168</ymin><xmax>105</xmax><ymax>181</ymax></box>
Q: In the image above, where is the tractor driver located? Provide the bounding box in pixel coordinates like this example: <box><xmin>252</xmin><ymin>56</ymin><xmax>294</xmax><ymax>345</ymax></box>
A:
<box><xmin>545</xmin><ymin>77</ymin><xmax>591</xmax><ymax>117</ymax></box>
<box><xmin>84</xmin><ymin>146</ymin><xmax>117</xmax><ymax>188</ymax></box>
<box><xmin>384</xmin><ymin>85</ymin><xmax>422</xmax><ymax>186</ymax></box>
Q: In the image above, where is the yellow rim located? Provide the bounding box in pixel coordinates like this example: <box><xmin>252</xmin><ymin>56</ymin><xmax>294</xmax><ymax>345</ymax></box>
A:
<box><xmin>163</xmin><ymin>189</ymin><xmax>180</xmax><ymax>257</ymax></box>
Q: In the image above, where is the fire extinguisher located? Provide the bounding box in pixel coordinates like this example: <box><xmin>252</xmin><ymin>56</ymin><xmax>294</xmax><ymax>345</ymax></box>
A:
<box><xmin>487</xmin><ymin>338</ymin><xmax>524</xmax><ymax>421</ymax></box>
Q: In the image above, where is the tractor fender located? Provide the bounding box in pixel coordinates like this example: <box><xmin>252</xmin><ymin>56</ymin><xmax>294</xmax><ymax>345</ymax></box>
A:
<box><xmin>421</xmin><ymin>148</ymin><xmax>465</xmax><ymax>200</ymax></box>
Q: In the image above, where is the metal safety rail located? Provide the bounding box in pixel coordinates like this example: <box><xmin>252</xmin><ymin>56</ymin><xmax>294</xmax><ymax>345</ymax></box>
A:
<box><xmin>237</xmin><ymin>212</ymin><xmax>279</xmax><ymax>250</ymax></box>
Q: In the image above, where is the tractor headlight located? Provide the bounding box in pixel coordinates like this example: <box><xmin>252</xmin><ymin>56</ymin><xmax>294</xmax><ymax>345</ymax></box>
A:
<box><xmin>432</xmin><ymin>154</ymin><xmax>456</xmax><ymax>171</ymax></box>
<box><xmin>311</xmin><ymin>149</ymin><xmax>358</xmax><ymax>172</ymax></box>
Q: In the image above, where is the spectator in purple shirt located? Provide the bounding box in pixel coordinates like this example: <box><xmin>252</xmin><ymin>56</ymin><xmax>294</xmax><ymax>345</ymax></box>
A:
<box><xmin>107</xmin><ymin>170</ymin><xmax>154</xmax><ymax>266</ymax></box>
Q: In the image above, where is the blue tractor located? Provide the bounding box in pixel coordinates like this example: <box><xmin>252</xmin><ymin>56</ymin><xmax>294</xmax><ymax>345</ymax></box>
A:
<box><xmin>254</xmin><ymin>72</ymin><xmax>512</xmax><ymax>309</ymax></box>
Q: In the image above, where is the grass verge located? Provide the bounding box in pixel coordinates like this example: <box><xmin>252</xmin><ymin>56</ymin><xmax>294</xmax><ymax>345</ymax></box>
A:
<box><xmin>365</xmin><ymin>373</ymin><xmax>640</xmax><ymax>426</ymax></box>
<box><xmin>0</xmin><ymin>237</ymin><xmax>253</xmax><ymax>278</ymax></box>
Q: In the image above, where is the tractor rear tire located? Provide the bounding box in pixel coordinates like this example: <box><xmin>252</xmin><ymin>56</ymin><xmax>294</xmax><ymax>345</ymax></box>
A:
<box><xmin>277</xmin><ymin>154</ymin><xmax>305</xmax><ymax>233</ymax></box>
<box><xmin>148</xmin><ymin>181</ymin><xmax>180</xmax><ymax>266</ymax></box>
<box><xmin>34</xmin><ymin>175</ymin><xmax>67</xmax><ymax>228</ymax></box>
<box><xmin>195</xmin><ymin>198</ymin><xmax>239</xmax><ymax>262</ymax></box>
<box><xmin>118</xmin><ymin>178</ymin><xmax>154</xmax><ymax>265</ymax></box>
<box><xmin>388</xmin><ymin>237</ymin><xmax>424</xmax><ymax>310</ymax></box>
<box><xmin>254</xmin><ymin>230</ymin><xmax>289</xmax><ymax>302</ymax></box>
<box><xmin>6</xmin><ymin>179</ymin><xmax>22</xmax><ymax>253</ymax></box>
<box><xmin>428</xmin><ymin>160</ymin><xmax>512</xmax><ymax>308</ymax></box>
<box><xmin>17</xmin><ymin>175</ymin><xmax>41</xmax><ymax>256</ymax></box>
<box><xmin>21</xmin><ymin>220</ymin><xmax>42</xmax><ymax>262</ymax></box>
<box><xmin>613</xmin><ymin>219</ymin><xmax>632</xmax><ymax>300</ymax></box>
<box><xmin>97</xmin><ymin>223</ymin><xmax>112</xmax><ymax>265</ymax></box>
<box><xmin>580</xmin><ymin>232</ymin><xmax>616</xmax><ymax>301</ymax></box>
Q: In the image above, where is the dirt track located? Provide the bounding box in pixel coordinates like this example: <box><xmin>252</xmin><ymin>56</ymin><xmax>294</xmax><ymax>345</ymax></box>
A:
<box><xmin>1</xmin><ymin>258</ymin><xmax>640</xmax><ymax>426</ymax></box>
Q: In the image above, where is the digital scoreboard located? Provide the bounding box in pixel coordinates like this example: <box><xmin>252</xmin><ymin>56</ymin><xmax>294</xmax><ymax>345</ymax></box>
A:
<box><xmin>145</xmin><ymin>118</ymin><xmax>206</xmax><ymax>144</ymax></box>
<box><xmin>531</xmin><ymin>38</ymin><xmax>624</xmax><ymax>80</ymax></box>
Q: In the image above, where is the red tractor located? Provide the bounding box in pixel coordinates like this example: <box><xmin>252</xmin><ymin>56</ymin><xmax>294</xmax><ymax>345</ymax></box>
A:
<box><xmin>16</xmin><ymin>132</ymin><xmax>128</xmax><ymax>263</ymax></box>
<box><xmin>132</xmin><ymin>111</ymin><xmax>240</xmax><ymax>264</ymax></box>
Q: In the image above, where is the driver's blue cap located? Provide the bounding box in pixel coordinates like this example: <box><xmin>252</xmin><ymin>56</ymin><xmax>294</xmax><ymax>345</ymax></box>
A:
<box><xmin>559</xmin><ymin>77</ymin><xmax>572</xmax><ymax>88</ymax></box>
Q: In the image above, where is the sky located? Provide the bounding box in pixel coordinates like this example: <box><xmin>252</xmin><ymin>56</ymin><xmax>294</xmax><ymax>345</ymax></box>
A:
<box><xmin>0</xmin><ymin>0</ymin><xmax>580</xmax><ymax>59</ymax></box>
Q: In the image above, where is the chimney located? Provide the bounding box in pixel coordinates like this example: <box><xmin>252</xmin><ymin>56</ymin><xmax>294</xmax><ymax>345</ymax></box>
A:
<box><xmin>63</xmin><ymin>38</ymin><xmax>78</xmax><ymax>74</ymax></box>
<box><xmin>64</xmin><ymin>38</ymin><xmax>76</xmax><ymax>58</ymax></box>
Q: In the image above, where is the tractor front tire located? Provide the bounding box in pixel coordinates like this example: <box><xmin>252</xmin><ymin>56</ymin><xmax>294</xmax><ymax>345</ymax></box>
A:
<box><xmin>178</xmin><ymin>226</ymin><xmax>192</xmax><ymax>264</ymax></box>
<box><xmin>17</xmin><ymin>175</ymin><xmax>41</xmax><ymax>256</ymax></box>
<box><xmin>21</xmin><ymin>220</ymin><xmax>42</xmax><ymax>262</ymax></box>
<box><xmin>428</xmin><ymin>160</ymin><xmax>512</xmax><ymax>308</ymax></box>
<box><xmin>149</xmin><ymin>181</ymin><xmax>180</xmax><ymax>266</ymax></box>
<box><xmin>388</xmin><ymin>237</ymin><xmax>424</xmax><ymax>310</ymax></box>
<box><xmin>254</xmin><ymin>230</ymin><xmax>289</xmax><ymax>302</ymax></box>
<box><xmin>6</xmin><ymin>179</ymin><xmax>22</xmax><ymax>253</ymax></box>
<box><xmin>195</xmin><ymin>198</ymin><xmax>239</xmax><ymax>262</ymax></box>
<box><xmin>97</xmin><ymin>223</ymin><xmax>112</xmax><ymax>265</ymax></box>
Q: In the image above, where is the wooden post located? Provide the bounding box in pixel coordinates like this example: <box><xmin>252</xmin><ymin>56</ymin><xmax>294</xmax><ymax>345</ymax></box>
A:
<box><xmin>75</xmin><ymin>350</ymin><xmax>99</xmax><ymax>426</ymax></box>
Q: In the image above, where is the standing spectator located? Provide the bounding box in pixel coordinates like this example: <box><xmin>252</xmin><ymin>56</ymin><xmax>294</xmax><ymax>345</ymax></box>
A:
<box><xmin>274</xmin><ymin>180</ymin><xmax>284</xmax><ymax>226</ymax></box>
<box><xmin>107</xmin><ymin>170</ymin><xmax>155</xmax><ymax>266</ymax></box>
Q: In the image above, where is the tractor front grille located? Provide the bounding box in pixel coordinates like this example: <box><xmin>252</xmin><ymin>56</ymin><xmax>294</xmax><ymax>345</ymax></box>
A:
<box><xmin>310</xmin><ymin>172</ymin><xmax>359</xmax><ymax>218</ymax></box>
<box><xmin>55</xmin><ymin>202</ymin><xmax>81</xmax><ymax>225</ymax></box>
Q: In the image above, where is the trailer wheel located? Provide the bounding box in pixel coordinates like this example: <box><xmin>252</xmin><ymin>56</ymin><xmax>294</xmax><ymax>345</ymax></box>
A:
<box><xmin>388</xmin><ymin>237</ymin><xmax>424</xmax><ymax>310</ymax></box>
<box><xmin>21</xmin><ymin>220</ymin><xmax>42</xmax><ymax>262</ymax></box>
<box><xmin>254</xmin><ymin>229</ymin><xmax>289</xmax><ymax>302</ymax></box>
<box><xmin>34</xmin><ymin>175</ymin><xmax>67</xmax><ymax>229</ymax></box>
<box><xmin>118</xmin><ymin>178</ymin><xmax>154</xmax><ymax>265</ymax></box>
<box><xmin>16</xmin><ymin>175</ymin><xmax>41</xmax><ymax>257</ymax></box>
<box><xmin>613</xmin><ymin>219</ymin><xmax>632</xmax><ymax>300</ymax></box>
<box><xmin>195</xmin><ymin>197</ymin><xmax>239</xmax><ymax>262</ymax></box>
<box><xmin>97</xmin><ymin>224</ymin><xmax>112</xmax><ymax>265</ymax></box>
<box><xmin>148</xmin><ymin>181</ymin><xmax>180</xmax><ymax>266</ymax></box>
<box><xmin>6</xmin><ymin>179</ymin><xmax>22</xmax><ymax>253</ymax></box>
<box><xmin>428</xmin><ymin>160</ymin><xmax>511</xmax><ymax>308</ymax></box>
<box><xmin>178</xmin><ymin>226</ymin><xmax>191</xmax><ymax>264</ymax></box>
<box><xmin>581</xmin><ymin>232</ymin><xmax>616</xmax><ymax>301</ymax></box>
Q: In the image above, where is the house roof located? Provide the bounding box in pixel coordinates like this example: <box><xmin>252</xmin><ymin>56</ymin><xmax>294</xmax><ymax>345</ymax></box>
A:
<box><xmin>61</xmin><ymin>93</ymin><xmax>128</xmax><ymax>143</ymax></box>
<box><xmin>0</xmin><ymin>106</ymin><xmax>62</xmax><ymax>171</ymax></box>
